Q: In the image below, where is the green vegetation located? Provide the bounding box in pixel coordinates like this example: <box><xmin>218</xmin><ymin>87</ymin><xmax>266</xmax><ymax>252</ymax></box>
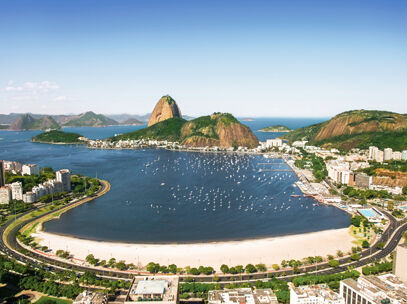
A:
<box><xmin>343</xmin><ymin>186</ymin><xmax>391</xmax><ymax>200</ymax></box>
<box><xmin>259</xmin><ymin>125</ymin><xmax>291</xmax><ymax>132</ymax></box>
<box><xmin>110</xmin><ymin>112</ymin><xmax>249</xmax><ymax>146</ymax></box>
<box><xmin>295</xmin><ymin>149</ymin><xmax>327</xmax><ymax>182</ymax></box>
<box><xmin>282</xmin><ymin>110</ymin><xmax>407</xmax><ymax>150</ymax></box>
<box><xmin>292</xmin><ymin>270</ymin><xmax>360</xmax><ymax>291</ymax></box>
<box><xmin>362</xmin><ymin>261</ymin><xmax>392</xmax><ymax>275</ymax></box>
<box><xmin>6</xmin><ymin>167</ymin><xmax>56</xmax><ymax>192</ymax></box>
<box><xmin>63</xmin><ymin>111</ymin><xmax>118</xmax><ymax>127</ymax></box>
<box><xmin>315</xmin><ymin>131</ymin><xmax>407</xmax><ymax>151</ymax></box>
<box><xmin>362</xmin><ymin>160</ymin><xmax>407</xmax><ymax>175</ymax></box>
<box><xmin>32</xmin><ymin>130</ymin><xmax>85</xmax><ymax>144</ymax></box>
<box><xmin>112</xmin><ymin>117</ymin><xmax>186</xmax><ymax>142</ymax></box>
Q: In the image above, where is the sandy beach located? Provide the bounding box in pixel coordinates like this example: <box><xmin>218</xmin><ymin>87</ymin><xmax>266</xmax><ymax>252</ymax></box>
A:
<box><xmin>34</xmin><ymin>228</ymin><xmax>354</xmax><ymax>269</ymax></box>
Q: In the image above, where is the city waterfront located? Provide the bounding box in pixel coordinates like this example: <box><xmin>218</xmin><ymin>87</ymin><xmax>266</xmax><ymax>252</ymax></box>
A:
<box><xmin>0</xmin><ymin>118</ymin><xmax>350</xmax><ymax>243</ymax></box>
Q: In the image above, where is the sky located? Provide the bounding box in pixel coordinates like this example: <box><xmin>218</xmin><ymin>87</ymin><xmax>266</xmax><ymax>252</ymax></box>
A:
<box><xmin>0</xmin><ymin>0</ymin><xmax>406</xmax><ymax>117</ymax></box>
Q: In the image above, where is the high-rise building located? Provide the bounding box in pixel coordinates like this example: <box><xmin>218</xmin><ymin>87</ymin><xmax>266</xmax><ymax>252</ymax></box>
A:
<box><xmin>384</xmin><ymin>148</ymin><xmax>393</xmax><ymax>161</ymax></box>
<box><xmin>393</xmin><ymin>151</ymin><xmax>402</xmax><ymax>161</ymax></box>
<box><xmin>0</xmin><ymin>160</ymin><xmax>5</xmax><ymax>187</ymax></box>
<box><xmin>0</xmin><ymin>186</ymin><xmax>11</xmax><ymax>204</ymax></box>
<box><xmin>368</xmin><ymin>146</ymin><xmax>378</xmax><ymax>160</ymax></box>
<box><xmin>56</xmin><ymin>169</ymin><xmax>71</xmax><ymax>192</ymax></box>
<box><xmin>11</xmin><ymin>182</ymin><xmax>23</xmax><ymax>201</ymax></box>
<box><xmin>22</xmin><ymin>164</ymin><xmax>39</xmax><ymax>175</ymax></box>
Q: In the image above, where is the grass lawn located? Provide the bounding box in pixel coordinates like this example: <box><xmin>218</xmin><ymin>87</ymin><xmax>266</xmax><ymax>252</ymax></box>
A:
<box><xmin>35</xmin><ymin>295</ymin><xmax>72</xmax><ymax>304</ymax></box>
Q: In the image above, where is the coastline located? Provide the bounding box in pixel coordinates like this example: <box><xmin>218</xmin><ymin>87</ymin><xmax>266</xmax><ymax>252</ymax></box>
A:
<box><xmin>34</xmin><ymin>227</ymin><xmax>354</xmax><ymax>268</ymax></box>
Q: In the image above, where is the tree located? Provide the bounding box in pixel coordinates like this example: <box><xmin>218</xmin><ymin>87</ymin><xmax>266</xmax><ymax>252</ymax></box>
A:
<box><xmin>220</xmin><ymin>264</ymin><xmax>229</xmax><ymax>274</ymax></box>
<box><xmin>328</xmin><ymin>260</ymin><xmax>339</xmax><ymax>268</ymax></box>
<box><xmin>350</xmin><ymin>253</ymin><xmax>361</xmax><ymax>261</ymax></box>
<box><xmin>168</xmin><ymin>264</ymin><xmax>177</xmax><ymax>274</ymax></box>
<box><xmin>256</xmin><ymin>264</ymin><xmax>267</xmax><ymax>272</ymax></box>
<box><xmin>362</xmin><ymin>240</ymin><xmax>370</xmax><ymax>248</ymax></box>
<box><xmin>376</xmin><ymin>242</ymin><xmax>385</xmax><ymax>250</ymax></box>
<box><xmin>272</xmin><ymin>264</ymin><xmax>280</xmax><ymax>270</ymax></box>
<box><xmin>403</xmin><ymin>186</ymin><xmax>407</xmax><ymax>195</ymax></box>
<box><xmin>146</xmin><ymin>262</ymin><xmax>160</xmax><ymax>273</ymax></box>
<box><xmin>388</xmin><ymin>201</ymin><xmax>394</xmax><ymax>211</ymax></box>
<box><xmin>245</xmin><ymin>264</ymin><xmax>257</xmax><ymax>274</ymax></box>
<box><xmin>336</xmin><ymin>250</ymin><xmax>344</xmax><ymax>257</ymax></box>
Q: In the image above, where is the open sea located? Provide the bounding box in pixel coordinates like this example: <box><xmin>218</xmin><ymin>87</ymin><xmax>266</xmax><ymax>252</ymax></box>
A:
<box><xmin>0</xmin><ymin>117</ymin><xmax>350</xmax><ymax>243</ymax></box>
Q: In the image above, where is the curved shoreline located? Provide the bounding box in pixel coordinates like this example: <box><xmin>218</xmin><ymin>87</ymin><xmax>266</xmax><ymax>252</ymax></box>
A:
<box><xmin>34</xmin><ymin>227</ymin><xmax>355</xmax><ymax>269</ymax></box>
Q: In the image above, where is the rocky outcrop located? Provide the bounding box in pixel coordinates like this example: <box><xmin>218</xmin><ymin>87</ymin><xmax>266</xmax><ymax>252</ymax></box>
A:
<box><xmin>181</xmin><ymin>113</ymin><xmax>259</xmax><ymax>148</ymax></box>
<box><xmin>148</xmin><ymin>95</ymin><xmax>181</xmax><ymax>127</ymax></box>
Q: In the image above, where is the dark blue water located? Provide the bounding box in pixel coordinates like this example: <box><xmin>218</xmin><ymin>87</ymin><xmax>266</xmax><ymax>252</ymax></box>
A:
<box><xmin>0</xmin><ymin>117</ymin><xmax>349</xmax><ymax>243</ymax></box>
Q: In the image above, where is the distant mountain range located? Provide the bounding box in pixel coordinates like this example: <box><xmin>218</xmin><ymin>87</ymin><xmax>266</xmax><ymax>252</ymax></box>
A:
<box><xmin>0</xmin><ymin>111</ymin><xmax>194</xmax><ymax>130</ymax></box>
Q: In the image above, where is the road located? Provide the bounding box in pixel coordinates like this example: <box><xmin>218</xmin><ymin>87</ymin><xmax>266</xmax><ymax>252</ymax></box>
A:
<box><xmin>1</xmin><ymin>191</ymin><xmax>407</xmax><ymax>284</ymax></box>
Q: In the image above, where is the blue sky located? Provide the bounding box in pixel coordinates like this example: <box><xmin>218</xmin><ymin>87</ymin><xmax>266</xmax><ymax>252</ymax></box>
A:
<box><xmin>0</xmin><ymin>0</ymin><xmax>406</xmax><ymax>117</ymax></box>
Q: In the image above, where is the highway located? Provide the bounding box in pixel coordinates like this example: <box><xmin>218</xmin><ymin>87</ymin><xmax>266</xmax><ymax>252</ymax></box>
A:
<box><xmin>1</xmin><ymin>190</ymin><xmax>406</xmax><ymax>284</ymax></box>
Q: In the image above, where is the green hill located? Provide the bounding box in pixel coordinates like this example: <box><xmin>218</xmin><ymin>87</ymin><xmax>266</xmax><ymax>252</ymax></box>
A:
<box><xmin>259</xmin><ymin>125</ymin><xmax>291</xmax><ymax>132</ymax></box>
<box><xmin>282</xmin><ymin>110</ymin><xmax>407</xmax><ymax>150</ymax></box>
<box><xmin>8</xmin><ymin>114</ymin><xmax>61</xmax><ymax>131</ymax></box>
<box><xmin>63</xmin><ymin>111</ymin><xmax>118</xmax><ymax>127</ymax></box>
<box><xmin>112</xmin><ymin>117</ymin><xmax>186</xmax><ymax>142</ymax></box>
<box><xmin>31</xmin><ymin>130</ymin><xmax>86</xmax><ymax>144</ymax></box>
<box><xmin>110</xmin><ymin>113</ymin><xmax>259</xmax><ymax>148</ymax></box>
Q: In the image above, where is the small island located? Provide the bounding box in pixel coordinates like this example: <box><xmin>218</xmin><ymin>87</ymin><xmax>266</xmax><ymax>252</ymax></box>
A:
<box><xmin>31</xmin><ymin>130</ymin><xmax>87</xmax><ymax>144</ymax></box>
<box><xmin>259</xmin><ymin>125</ymin><xmax>291</xmax><ymax>132</ymax></box>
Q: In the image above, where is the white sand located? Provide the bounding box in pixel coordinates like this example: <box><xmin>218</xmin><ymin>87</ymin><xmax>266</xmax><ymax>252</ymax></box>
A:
<box><xmin>34</xmin><ymin>228</ymin><xmax>354</xmax><ymax>269</ymax></box>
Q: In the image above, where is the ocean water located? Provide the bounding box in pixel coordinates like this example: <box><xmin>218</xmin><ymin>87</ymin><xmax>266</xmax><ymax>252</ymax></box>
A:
<box><xmin>0</xmin><ymin>117</ymin><xmax>349</xmax><ymax>243</ymax></box>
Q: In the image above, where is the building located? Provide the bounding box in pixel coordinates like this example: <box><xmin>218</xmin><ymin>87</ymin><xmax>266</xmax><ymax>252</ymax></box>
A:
<box><xmin>0</xmin><ymin>160</ymin><xmax>5</xmax><ymax>187</ymax></box>
<box><xmin>394</xmin><ymin>244</ymin><xmax>407</xmax><ymax>284</ymax></box>
<box><xmin>0</xmin><ymin>186</ymin><xmax>11</xmax><ymax>204</ymax></box>
<box><xmin>73</xmin><ymin>291</ymin><xmax>108</xmax><ymax>304</ymax></box>
<box><xmin>3</xmin><ymin>160</ymin><xmax>22</xmax><ymax>174</ymax></box>
<box><xmin>393</xmin><ymin>151</ymin><xmax>402</xmax><ymax>161</ymax></box>
<box><xmin>209</xmin><ymin>288</ymin><xmax>278</xmax><ymax>304</ymax></box>
<box><xmin>22</xmin><ymin>164</ymin><xmax>39</xmax><ymax>175</ymax></box>
<box><xmin>11</xmin><ymin>182</ymin><xmax>23</xmax><ymax>201</ymax></box>
<box><xmin>368</xmin><ymin>146</ymin><xmax>379</xmax><ymax>160</ymax></box>
<box><xmin>289</xmin><ymin>283</ymin><xmax>344</xmax><ymax>304</ymax></box>
<box><xmin>355</xmin><ymin>173</ymin><xmax>372</xmax><ymax>188</ymax></box>
<box><xmin>23</xmin><ymin>191</ymin><xmax>36</xmax><ymax>203</ymax></box>
<box><xmin>384</xmin><ymin>148</ymin><xmax>393</xmax><ymax>161</ymax></box>
<box><xmin>340</xmin><ymin>274</ymin><xmax>407</xmax><ymax>304</ymax></box>
<box><xmin>56</xmin><ymin>169</ymin><xmax>71</xmax><ymax>192</ymax></box>
<box><xmin>125</xmin><ymin>276</ymin><xmax>179</xmax><ymax>304</ymax></box>
<box><xmin>402</xmin><ymin>151</ymin><xmax>407</xmax><ymax>161</ymax></box>
<box><xmin>266</xmin><ymin>138</ymin><xmax>283</xmax><ymax>148</ymax></box>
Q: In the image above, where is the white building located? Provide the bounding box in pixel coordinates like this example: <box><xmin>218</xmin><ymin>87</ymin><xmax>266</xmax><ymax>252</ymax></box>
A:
<box><xmin>209</xmin><ymin>288</ymin><xmax>278</xmax><ymax>304</ymax></box>
<box><xmin>11</xmin><ymin>182</ymin><xmax>23</xmax><ymax>201</ymax></box>
<box><xmin>384</xmin><ymin>148</ymin><xmax>393</xmax><ymax>161</ymax></box>
<box><xmin>266</xmin><ymin>138</ymin><xmax>283</xmax><ymax>148</ymax></box>
<box><xmin>340</xmin><ymin>274</ymin><xmax>407</xmax><ymax>304</ymax></box>
<box><xmin>22</xmin><ymin>164</ymin><xmax>39</xmax><ymax>175</ymax></box>
<box><xmin>23</xmin><ymin>192</ymin><xmax>36</xmax><ymax>203</ymax></box>
<box><xmin>56</xmin><ymin>169</ymin><xmax>71</xmax><ymax>192</ymax></box>
<box><xmin>402</xmin><ymin>150</ymin><xmax>407</xmax><ymax>161</ymax></box>
<box><xmin>289</xmin><ymin>283</ymin><xmax>344</xmax><ymax>304</ymax></box>
<box><xmin>393</xmin><ymin>151</ymin><xmax>402</xmax><ymax>161</ymax></box>
<box><xmin>0</xmin><ymin>186</ymin><xmax>11</xmax><ymax>204</ymax></box>
<box><xmin>368</xmin><ymin>146</ymin><xmax>379</xmax><ymax>160</ymax></box>
<box><xmin>125</xmin><ymin>276</ymin><xmax>179</xmax><ymax>304</ymax></box>
<box><xmin>3</xmin><ymin>161</ymin><xmax>22</xmax><ymax>174</ymax></box>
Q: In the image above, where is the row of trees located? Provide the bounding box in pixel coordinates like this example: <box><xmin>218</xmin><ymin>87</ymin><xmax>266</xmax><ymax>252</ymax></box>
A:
<box><xmin>362</xmin><ymin>261</ymin><xmax>392</xmax><ymax>275</ymax></box>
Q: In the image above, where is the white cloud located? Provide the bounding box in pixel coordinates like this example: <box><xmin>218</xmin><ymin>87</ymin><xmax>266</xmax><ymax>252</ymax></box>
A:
<box><xmin>5</xmin><ymin>81</ymin><xmax>60</xmax><ymax>93</ymax></box>
<box><xmin>54</xmin><ymin>95</ymin><xmax>67</xmax><ymax>101</ymax></box>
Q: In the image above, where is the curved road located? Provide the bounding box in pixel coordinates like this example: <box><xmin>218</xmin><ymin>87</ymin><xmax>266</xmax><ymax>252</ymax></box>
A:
<box><xmin>1</xmin><ymin>193</ymin><xmax>406</xmax><ymax>283</ymax></box>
